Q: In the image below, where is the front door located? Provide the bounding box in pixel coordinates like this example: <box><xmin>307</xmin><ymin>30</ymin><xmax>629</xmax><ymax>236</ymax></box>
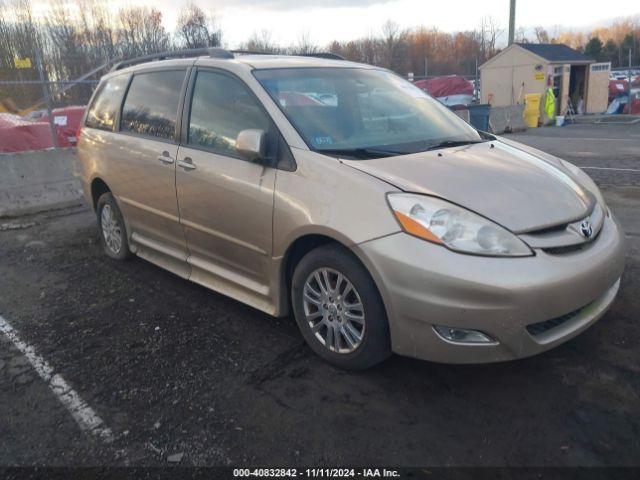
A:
<box><xmin>176</xmin><ymin>69</ymin><xmax>277</xmax><ymax>309</ymax></box>
<box><xmin>586</xmin><ymin>62</ymin><xmax>611</xmax><ymax>114</ymax></box>
<box><xmin>115</xmin><ymin>68</ymin><xmax>189</xmax><ymax>276</ymax></box>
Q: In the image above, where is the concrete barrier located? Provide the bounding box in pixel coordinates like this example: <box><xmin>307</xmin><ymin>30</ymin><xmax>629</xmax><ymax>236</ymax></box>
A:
<box><xmin>453</xmin><ymin>109</ymin><xmax>470</xmax><ymax>123</ymax></box>
<box><xmin>453</xmin><ymin>105</ymin><xmax>527</xmax><ymax>134</ymax></box>
<box><xmin>0</xmin><ymin>148</ymin><xmax>83</xmax><ymax>217</ymax></box>
<box><xmin>489</xmin><ymin>105</ymin><xmax>527</xmax><ymax>134</ymax></box>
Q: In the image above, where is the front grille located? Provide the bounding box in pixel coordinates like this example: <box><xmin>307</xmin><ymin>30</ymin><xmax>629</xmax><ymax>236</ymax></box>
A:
<box><xmin>525</xmin><ymin>204</ymin><xmax>605</xmax><ymax>254</ymax></box>
<box><xmin>542</xmin><ymin>242</ymin><xmax>591</xmax><ymax>255</ymax></box>
<box><xmin>542</xmin><ymin>229</ymin><xmax>600</xmax><ymax>255</ymax></box>
<box><xmin>526</xmin><ymin>305</ymin><xmax>586</xmax><ymax>336</ymax></box>
<box><xmin>528</xmin><ymin>223</ymin><xmax>570</xmax><ymax>235</ymax></box>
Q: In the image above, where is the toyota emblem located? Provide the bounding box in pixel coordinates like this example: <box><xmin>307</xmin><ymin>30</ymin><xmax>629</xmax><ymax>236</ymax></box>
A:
<box><xmin>580</xmin><ymin>219</ymin><xmax>593</xmax><ymax>238</ymax></box>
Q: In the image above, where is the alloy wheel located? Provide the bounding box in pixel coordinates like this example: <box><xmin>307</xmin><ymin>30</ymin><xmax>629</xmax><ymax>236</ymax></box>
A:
<box><xmin>302</xmin><ymin>268</ymin><xmax>365</xmax><ymax>354</ymax></box>
<box><xmin>100</xmin><ymin>204</ymin><xmax>122</xmax><ymax>255</ymax></box>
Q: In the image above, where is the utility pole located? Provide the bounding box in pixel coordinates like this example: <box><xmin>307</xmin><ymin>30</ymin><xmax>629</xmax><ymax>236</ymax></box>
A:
<box><xmin>424</xmin><ymin>57</ymin><xmax>428</xmax><ymax>78</ymax></box>
<box><xmin>508</xmin><ymin>0</ymin><xmax>516</xmax><ymax>45</ymax></box>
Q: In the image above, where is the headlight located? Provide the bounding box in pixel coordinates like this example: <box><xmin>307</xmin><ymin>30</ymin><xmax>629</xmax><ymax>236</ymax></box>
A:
<box><xmin>561</xmin><ymin>160</ymin><xmax>607</xmax><ymax>209</ymax></box>
<box><xmin>387</xmin><ymin>193</ymin><xmax>533</xmax><ymax>257</ymax></box>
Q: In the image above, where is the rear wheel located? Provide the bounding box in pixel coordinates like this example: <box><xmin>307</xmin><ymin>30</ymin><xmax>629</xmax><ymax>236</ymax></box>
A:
<box><xmin>291</xmin><ymin>244</ymin><xmax>390</xmax><ymax>370</ymax></box>
<box><xmin>97</xmin><ymin>192</ymin><xmax>131</xmax><ymax>261</ymax></box>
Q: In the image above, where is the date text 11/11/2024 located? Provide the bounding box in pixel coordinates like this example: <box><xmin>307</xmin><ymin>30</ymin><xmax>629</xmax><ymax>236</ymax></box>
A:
<box><xmin>233</xmin><ymin>468</ymin><xmax>401</xmax><ymax>478</ymax></box>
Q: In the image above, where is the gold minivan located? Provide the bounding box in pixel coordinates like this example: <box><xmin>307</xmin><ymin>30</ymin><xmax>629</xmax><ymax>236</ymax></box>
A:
<box><xmin>78</xmin><ymin>48</ymin><xmax>625</xmax><ymax>369</ymax></box>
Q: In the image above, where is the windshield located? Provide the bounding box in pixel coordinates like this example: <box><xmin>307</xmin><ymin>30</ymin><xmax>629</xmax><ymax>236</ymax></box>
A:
<box><xmin>253</xmin><ymin>67</ymin><xmax>483</xmax><ymax>159</ymax></box>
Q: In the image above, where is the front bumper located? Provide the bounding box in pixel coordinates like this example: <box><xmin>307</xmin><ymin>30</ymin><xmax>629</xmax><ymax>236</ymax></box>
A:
<box><xmin>355</xmin><ymin>213</ymin><xmax>626</xmax><ymax>363</ymax></box>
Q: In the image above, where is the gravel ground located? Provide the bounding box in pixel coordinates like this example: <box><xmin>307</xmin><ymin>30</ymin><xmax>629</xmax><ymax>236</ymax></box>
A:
<box><xmin>1</xmin><ymin>123</ymin><xmax>639</xmax><ymax>467</ymax></box>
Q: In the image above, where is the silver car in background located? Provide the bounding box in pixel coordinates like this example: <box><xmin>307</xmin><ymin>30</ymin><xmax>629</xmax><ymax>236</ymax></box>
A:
<box><xmin>78</xmin><ymin>48</ymin><xmax>625</xmax><ymax>369</ymax></box>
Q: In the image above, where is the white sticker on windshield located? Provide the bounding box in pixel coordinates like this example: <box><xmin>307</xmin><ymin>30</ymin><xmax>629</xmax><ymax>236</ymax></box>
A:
<box><xmin>314</xmin><ymin>135</ymin><xmax>334</xmax><ymax>146</ymax></box>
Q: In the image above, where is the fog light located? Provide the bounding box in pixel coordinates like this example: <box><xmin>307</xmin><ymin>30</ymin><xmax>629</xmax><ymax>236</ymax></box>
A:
<box><xmin>433</xmin><ymin>325</ymin><xmax>496</xmax><ymax>344</ymax></box>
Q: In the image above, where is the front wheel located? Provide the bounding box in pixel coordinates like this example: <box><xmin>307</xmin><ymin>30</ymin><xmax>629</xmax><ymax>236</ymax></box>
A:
<box><xmin>291</xmin><ymin>244</ymin><xmax>391</xmax><ymax>370</ymax></box>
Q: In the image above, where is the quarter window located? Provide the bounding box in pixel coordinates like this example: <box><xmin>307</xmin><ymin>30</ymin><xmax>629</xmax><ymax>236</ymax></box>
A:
<box><xmin>85</xmin><ymin>74</ymin><xmax>129</xmax><ymax>131</ymax></box>
<box><xmin>188</xmin><ymin>70</ymin><xmax>270</xmax><ymax>156</ymax></box>
<box><xmin>121</xmin><ymin>70</ymin><xmax>185</xmax><ymax>141</ymax></box>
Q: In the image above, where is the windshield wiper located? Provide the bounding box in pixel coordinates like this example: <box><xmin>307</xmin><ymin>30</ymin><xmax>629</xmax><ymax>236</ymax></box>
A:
<box><xmin>424</xmin><ymin>139</ymin><xmax>486</xmax><ymax>151</ymax></box>
<box><xmin>318</xmin><ymin>147</ymin><xmax>405</xmax><ymax>159</ymax></box>
<box><xmin>320</xmin><ymin>140</ymin><xmax>486</xmax><ymax>158</ymax></box>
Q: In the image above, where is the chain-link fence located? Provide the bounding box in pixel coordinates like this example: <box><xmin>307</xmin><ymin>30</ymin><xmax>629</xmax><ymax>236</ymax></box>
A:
<box><xmin>0</xmin><ymin>50</ymin><xmax>110</xmax><ymax>151</ymax></box>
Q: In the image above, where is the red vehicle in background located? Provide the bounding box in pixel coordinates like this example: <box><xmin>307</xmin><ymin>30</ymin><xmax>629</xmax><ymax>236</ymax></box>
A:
<box><xmin>413</xmin><ymin>76</ymin><xmax>474</xmax><ymax>106</ymax></box>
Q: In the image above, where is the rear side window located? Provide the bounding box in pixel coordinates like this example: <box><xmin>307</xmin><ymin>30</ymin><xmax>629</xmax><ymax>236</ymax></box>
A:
<box><xmin>188</xmin><ymin>70</ymin><xmax>270</xmax><ymax>156</ymax></box>
<box><xmin>85</xmin><ymin>75</ymin><xmax>129</xmax><ymax>131</ymax></box>
<box><xmin>121</xmin><ymin>70</ymin><xmax>186</xmax><ymax>141</ymax></box>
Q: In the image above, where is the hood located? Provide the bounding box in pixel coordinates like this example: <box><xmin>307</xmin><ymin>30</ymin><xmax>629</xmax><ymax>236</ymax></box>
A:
<box><xmin>343</xmin><ymin>139</ymin><xmax>594</xmax><ymax>233</ymax></box>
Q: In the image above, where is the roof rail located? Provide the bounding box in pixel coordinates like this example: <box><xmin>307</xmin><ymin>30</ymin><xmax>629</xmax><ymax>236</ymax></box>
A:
<box><xmin>302</xmin><ymin>52</ymin><xmax>345</xmax><ymax>60</ymax></box>
<box><xmin>230</xmin><ymin>50</ymin><xmax>271</xmax><ymax>56</ymax></box>
<box><xmin>111</xmin><ymin>47</ymin><xmax>233</xmax><ymax>71</ymax></box>
<box><xmin>231</xmin><ymin>50</ymin><xmax>345</xmax><ymax>61</ymax></box>
<box><xmin>110</xmin><ymin>47</ymin><xmax>346</xmax><ymax>72</ymax></box>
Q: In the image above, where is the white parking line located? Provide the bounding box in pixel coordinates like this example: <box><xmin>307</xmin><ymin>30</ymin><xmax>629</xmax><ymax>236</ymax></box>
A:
<box><xmin>0</xmin><ymin>314</ymin><xmax>114</xmax><ymax>443</ymax></box>
<box><xmin>580</xmin><ymin>166</ymin><xmax>640</xmax><ymax>173</ymax></box>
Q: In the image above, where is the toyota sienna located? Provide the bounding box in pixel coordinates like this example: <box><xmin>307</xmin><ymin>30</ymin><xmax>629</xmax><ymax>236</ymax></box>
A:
<box><xmin>78</xmin><ymin>48</ymin><xmax>625</xmax><ymax>369</ymax></box>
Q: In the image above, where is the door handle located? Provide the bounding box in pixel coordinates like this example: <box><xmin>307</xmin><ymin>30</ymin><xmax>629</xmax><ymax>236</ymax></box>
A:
<box><xmin>178</xmin><ymin>157</ymin><xmax>196</xmax><ymax>171</ymax></box>
<box><xmin>157</xmin><ymin>151</ymin><xmax>174</xmax><ymax>165</ymax></box>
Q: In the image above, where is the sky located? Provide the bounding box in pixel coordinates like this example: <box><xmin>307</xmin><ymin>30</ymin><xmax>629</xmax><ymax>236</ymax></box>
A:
<box><xmin>36</xmin><ymin>0</ymin><xmax>640</xmax><ymax>47</ymax></box>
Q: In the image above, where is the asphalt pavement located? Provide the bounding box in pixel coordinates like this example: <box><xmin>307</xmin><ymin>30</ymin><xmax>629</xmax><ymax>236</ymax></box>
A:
<box><xmin>1</xmin><ymin>123</ymin><xmax>639</xmax><ymax>467</ymax></box>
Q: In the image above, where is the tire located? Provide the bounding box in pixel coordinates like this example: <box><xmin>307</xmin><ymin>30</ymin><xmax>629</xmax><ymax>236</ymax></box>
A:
<box><xmin>291</xmin><ymin>243</ymin><xmax>391</xmax><ymax>370</ymax></box>
<box><xmin>96</xmin><ymin>192</ymin><xmax>131</xmax><ymax>261</ymax></box>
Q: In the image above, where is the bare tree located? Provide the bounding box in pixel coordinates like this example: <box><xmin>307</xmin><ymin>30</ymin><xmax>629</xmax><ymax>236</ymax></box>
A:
<box><xmin>77</xmin><ymin>0</ymin><xmax>118</xmax><ymax>64</ymax></box>
<box><xmin>289</xmin><ymin>31</ymin><xmax>317</xmax><ymax>55</ymax></box>
<box><xmin>242</xmin><ymin>30</ymin><xmax>281</xmax><ymax>53</ymax></box>
<box><xmin>0</xmin><ymin>0</ymin><xmax>42</xmax><ymax>108</ymax></box>
<box><xmin>341</xmin><ymin>40</ymin><xmax>365</xmax><ymax>63</ymax></box>
<box><xmin>328</xmin><ymin>24</ymin><xmax>484</xmax><ymax>76</ymax></box>
<box><xmin>515</xmin><ymin>27</ymin><xmax>529</xmax><ymax>43</ymax></box>
<box><xmin>44</xmin><ymin>0</ymin><xmax>86</xmax><ymax>79</ymax></box>
<box><xmin>4</xmin><ymin>0</ymin><xmax>638</xmax><ymax>112</ymax></box>
<box><xmin>327</xmin><ymin>40</ymin><xmax>343</xmax><ymax>56</ymax></box>
<box><xmin>119</xmin><ymin>7</ymin><xmax>170</xmax><ymax>57</ymax></box>
<box><xmin>381</xmin><ymin>20</ymin><xmax>400</xmax><ymax>69</ymax></box>
<box><xmin>477</xmin><ymin>16</ymin><xmax>503</xmax><ymax>62</ymax></box>
<box><xmin>534</xmin><ymin>26</ymin><xmax>550</xmax><ymax>43</ymax></box>
<box><xmin>361</xmin><ymin>34</ymin><xmax>380</xmax><ymax>65</ymax></box>
<box><xmin>379</xmin><ymin>20</ymin><xmax>412</xmax><ymax>72</ymax></box>
<box><xmin>176</xmin><ymin>3</ymin><xmax>221</xmax><ymax>49</ymax></box>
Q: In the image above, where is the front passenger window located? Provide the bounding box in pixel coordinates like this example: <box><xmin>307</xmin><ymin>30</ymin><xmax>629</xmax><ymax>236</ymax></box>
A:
<box><xmin>188</xmin><ymin>71</ymin><xmax>270</xmax><ymax>157</ymax></box>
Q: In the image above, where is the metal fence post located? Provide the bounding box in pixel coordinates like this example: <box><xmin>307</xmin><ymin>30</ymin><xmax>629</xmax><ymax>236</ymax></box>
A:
<box><xmin>475</xmin><ymin>58</ymin><xmax>479</xmax><ymax>102</ymax></box>
<box><xmin>629</xmin><ymin>49</ymin><xmax>633</xmax><ymax>116</ymax></box>
<box><xmin>34</xmin><ymin>47</ymin><xmax>58</xmax><ymax>148</ymax></box>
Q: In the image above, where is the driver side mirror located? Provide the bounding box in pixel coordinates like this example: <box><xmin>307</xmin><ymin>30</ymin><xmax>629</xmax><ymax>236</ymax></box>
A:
<box><xmin>236</xmin><ymin>129</ymin><xmax>267</xmax><ymax>163</ymax></box>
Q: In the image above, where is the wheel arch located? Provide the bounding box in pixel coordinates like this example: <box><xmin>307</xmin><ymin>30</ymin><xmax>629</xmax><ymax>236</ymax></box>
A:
<box><xmin>282</xmin><ymin>234</ymin><xmax>338</xmax><ymax>302</ymax></box>
<box><xmin>279</xmin><ymin>232</ymin><xmax>390</xmax><ymax>324</ymax></box>
<box><xmin>90</xmin><ymin>177</ymin><xmax>111</xmax><ymax>211</ymax></box>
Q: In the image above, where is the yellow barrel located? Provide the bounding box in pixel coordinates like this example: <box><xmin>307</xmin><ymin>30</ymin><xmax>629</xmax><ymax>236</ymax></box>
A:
<box><xmin>524</xmin><ymin>111</ymin><xmax>539</xmax><ymax>128</ymax></box>
<box><xmin>524</xmin><ymin>93</ymin><xmax>542</xmax><ymax>113</ymax></box>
